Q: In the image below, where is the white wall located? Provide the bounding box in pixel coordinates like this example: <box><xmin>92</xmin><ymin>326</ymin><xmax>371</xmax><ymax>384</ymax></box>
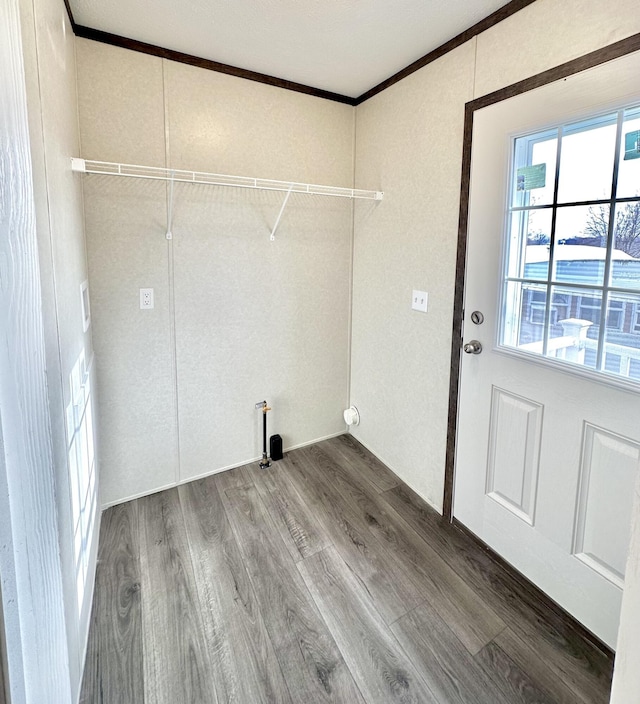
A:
<box><xmin>352</xmin><ymin>42</ymin><xmax>476</xmax><ymax>508</ymax></box>
<box><xmin>0</xmin><ymin>0</ymin><xmax>89</xmax><ymax>700</ymax></box>
<box><xmin>351</xmin><ymin>0</ymin><xmax>640</xmax><ymax>510</ymax></box>
<box><xmin>17</xmin><ymin>0</ymin><xmax>99</xmax><ymax>699</ymax></box>
<box><xmin>76</xmin><ymin>41</ymin><xmax>356</xmax><ymax>506</ymax></box>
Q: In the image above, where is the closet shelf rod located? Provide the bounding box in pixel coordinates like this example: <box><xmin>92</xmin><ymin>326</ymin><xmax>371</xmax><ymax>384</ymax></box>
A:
<box><xmin>71</xmin><ymin>158</ymin><xmax>384</xmax><ymax>201</ymax></box>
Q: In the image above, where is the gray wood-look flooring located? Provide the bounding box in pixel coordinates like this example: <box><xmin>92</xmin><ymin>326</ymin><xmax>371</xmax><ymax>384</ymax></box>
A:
<box><xmin>80</xmin><ymin>435</ymin><xmax>613</xmax><ymax>704</ymax></box>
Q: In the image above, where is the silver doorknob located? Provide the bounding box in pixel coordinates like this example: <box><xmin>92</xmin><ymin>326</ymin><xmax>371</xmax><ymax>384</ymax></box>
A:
<box><xmin>463</xmin><ymin>340</ymin><xmax>482</xmax><ymax>354</ymax></box>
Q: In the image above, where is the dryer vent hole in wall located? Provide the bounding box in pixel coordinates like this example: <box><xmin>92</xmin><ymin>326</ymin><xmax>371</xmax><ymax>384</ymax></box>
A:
<box><xmin>343</xmin><ymin>406</ymin><xmax>360</xmax><ymax>426</ymax></box>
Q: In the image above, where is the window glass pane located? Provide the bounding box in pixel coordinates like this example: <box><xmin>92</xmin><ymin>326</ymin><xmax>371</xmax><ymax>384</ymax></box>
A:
<box><xmin>501</xmin><ymin>281</ymin><xmax>547</xmax><ymax>349</ymax></box>
<box><xmin>546</xmin><ymin>286</ymin><xmax>600</xmax><ymax>370</ymax></box>
<box><xmin>609</xmin><ymin>201</ymin><xmax>640</xmax><ymax>290</ymax></box>
<box><xmin>557</xmin><ymin>114</ymin><xmax>617</xmax><ymax>203</ymax></box>
<box><xmin>602</xmin><ymin>293</ymin><xmax>640</xmax><ymax>381</ymax></box>
<box><xmin>512</xmin><ymin>130</ymin><xmax>557</xmax><ymax>208</ymax></box>
<box><xmin>501</xmin><ymin>105</ymin><xmax>640</xmax><ymax>389</ymax></box>
<box><xmin>616</xmin><ymin>106</ymin><xmax>640</xmax><ymax>199</ymax></box>
<box><xmin>553</xmin><ymin>205</ymin><xmax>609</xmax><ymax>285</ymax></box>
<box><xmin>508</xmin><ymin>209</ymin><xmax>553</xmax><ymax>280</ymax></box>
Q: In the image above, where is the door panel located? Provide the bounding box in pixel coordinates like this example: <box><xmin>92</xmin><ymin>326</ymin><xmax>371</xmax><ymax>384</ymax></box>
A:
<box><xmin>485</xmin><ymin>386</ymin><xmax>543</xmax><ymax>525</ymax></box>
<box><xmin>454</xmin><ymin>50</ymin><xmax>640</xmax><ymax>649</ymax></box>
<box><xmin>574</xmin><ymin>425</ymin><xmax>640</xmax><ymax>587</ymax></box>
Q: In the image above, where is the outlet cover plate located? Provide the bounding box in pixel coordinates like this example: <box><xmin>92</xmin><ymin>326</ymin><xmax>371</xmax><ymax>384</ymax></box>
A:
<box><xmin>140</xmin><ymin>288</ymin><xmax>154</xmax><ymax>309</ymax></box>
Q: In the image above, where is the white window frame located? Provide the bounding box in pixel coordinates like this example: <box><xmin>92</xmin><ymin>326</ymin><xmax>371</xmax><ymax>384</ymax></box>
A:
<box><xmin>499</xmin><ymin>104</ymin><xmax>640</xmax><ymax>386</ymax></box>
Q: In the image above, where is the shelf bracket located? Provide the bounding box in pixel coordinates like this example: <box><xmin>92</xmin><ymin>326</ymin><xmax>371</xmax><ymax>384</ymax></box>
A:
<box><xmin>270</xmin><ymin>185</ymin><xmax>293</xmax><ymax>241</ymax></box>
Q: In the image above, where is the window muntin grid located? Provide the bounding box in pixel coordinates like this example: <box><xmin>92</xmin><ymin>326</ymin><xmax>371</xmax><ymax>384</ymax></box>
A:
<box><xmin>500</xmin><ymin>105</ymin><xmax>640</xmax><ymax>386</ymax></box>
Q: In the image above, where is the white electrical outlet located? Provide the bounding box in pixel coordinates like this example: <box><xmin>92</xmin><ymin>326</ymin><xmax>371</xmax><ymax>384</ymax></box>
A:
<box><xmin>411</xmin><ymin>290</ymin><xmax>428</xmax><ymax>313</ymax></box>
<box><xmin>140</xmin><ymin>288</ymin><xmax>154</xmax><ymax>309</ymax></box>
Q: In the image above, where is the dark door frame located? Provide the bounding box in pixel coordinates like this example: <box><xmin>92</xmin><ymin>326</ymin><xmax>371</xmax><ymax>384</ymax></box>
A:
<box><xmin>443</xmin><ymin>32</ymin><xmax>640</xmax><ymax>521</ymax></box>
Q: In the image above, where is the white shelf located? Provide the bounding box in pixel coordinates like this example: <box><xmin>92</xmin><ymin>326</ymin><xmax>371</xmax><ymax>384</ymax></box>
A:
<box><xmin>71</xmin><ymin>158</ymin><xmax>383</xmax><ymax>201</ymax></box>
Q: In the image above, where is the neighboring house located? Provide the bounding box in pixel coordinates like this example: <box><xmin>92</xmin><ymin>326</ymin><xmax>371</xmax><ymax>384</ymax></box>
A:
<box><xmin>520</xmin><ymin>244</ymin><xmax>640</xmax><ymax>378</ymax></box>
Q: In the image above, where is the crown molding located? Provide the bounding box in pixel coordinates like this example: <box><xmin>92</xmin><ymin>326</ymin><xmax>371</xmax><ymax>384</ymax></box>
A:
<box><xmin>62</xmin><ymin>0</ymin><xmax>537</xmax><ymax>105</ymax></box>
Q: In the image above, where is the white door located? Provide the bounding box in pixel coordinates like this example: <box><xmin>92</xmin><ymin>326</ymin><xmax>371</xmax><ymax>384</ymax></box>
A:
<box><xmin>454</xmin><ymin>51</ymin><xmax>640</xmax><ymax>649</ymax></box>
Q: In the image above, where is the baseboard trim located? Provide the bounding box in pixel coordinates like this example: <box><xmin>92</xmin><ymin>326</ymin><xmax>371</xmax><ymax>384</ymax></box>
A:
<box><xmin>176</xmin><ymin>430</ymin><xmax>348</xmax><ymax>487</ymax></box>
<box><xmin>284</xmin><ymin>430</ymin><xmax>347</xmax><ymax>453</ymax></box>
<box><xmin>100</xmin><ymin>430</ymin><xmax>348</xmax><ymax>509</ymax></box>
<box><xmin>452</xmin><ymin>517</ymin><xmax>615</xmax><ymax>663</ymax></box>
<box><xmin>100</xmin><ymin>481</ymin><xmax>177</xmax><ymax>510</ymax></box>
<box><xmin>347</xmin><ymin>431</ymin><xmax>442</xmax><ymax>514</ymax></box>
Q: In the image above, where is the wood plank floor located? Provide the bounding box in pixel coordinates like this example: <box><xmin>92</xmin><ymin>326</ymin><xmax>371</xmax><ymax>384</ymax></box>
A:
<box><xmin>80</xmin><ymin>435</ymin><xmax>614</xmax><ymax>704</ymax></box>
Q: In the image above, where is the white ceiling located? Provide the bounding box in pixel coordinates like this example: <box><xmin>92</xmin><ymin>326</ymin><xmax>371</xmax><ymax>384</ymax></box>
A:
<box><xmin>70</xmin><ymin>0</ymin><xmax>513</xmax><ymax>99</ymax></box>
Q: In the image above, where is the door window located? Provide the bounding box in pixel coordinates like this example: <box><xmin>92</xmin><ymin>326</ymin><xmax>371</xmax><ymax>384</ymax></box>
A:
<box><xmin>500</xmin><ymin>105</ymin><xmax>640</xmax><ymax>385</ymax></box>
